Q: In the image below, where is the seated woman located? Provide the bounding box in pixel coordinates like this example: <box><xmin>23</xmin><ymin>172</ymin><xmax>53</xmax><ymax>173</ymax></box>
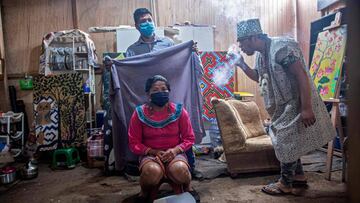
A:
<box><xmin>128</xmin><ymin>75</ymin><xmax>195</xmax><ymax>201</ymax></box>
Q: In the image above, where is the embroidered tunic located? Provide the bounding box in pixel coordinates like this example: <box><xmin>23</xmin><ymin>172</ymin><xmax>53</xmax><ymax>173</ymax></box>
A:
<box><xmin>256</xmin><ymin>37</ymin><xmax>336</xmax><ymax>163</ymax></box>
<box><xmin>128</xmin><ymin>102</ymin><xmax>195</xmax><ymax>155</ymax></box>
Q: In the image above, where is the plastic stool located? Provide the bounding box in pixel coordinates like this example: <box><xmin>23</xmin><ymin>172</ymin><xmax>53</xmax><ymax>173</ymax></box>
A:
<box><xmin>52</xmin><ymin>148</ymin><xmax>80</xmax><ymax>169</ymax></box>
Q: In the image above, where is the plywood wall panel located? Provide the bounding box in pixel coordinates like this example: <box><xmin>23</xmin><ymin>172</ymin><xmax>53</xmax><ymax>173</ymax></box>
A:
<box><xmin>2</xmin><ymin>0</ymin><xmax>74</xmax><ymax>75</ymax></box>
<box><xmin>156</xmin><ymin>0</ymin><xmax>296</xmax><ymax>113</ymax></box>
<box><xmin>76</xmin><ymin>0</ymin><xmax>151</xmax><ymax>54</ymax></box>
<box><xmin>1</xmin><ymin>0</ymin><xmax>302</xmax><ymax>121</ymax></box>
<box><xmin>296</xmin><ymin>0</ymin><xmax>321</xmax><ymax>65</ymax></box>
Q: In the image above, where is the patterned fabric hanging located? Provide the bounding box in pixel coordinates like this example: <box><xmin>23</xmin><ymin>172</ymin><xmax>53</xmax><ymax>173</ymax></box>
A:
<box><xmin>199</xmin><ymin>52</ymin><xmax>234</xmax><ymax>123</ymax></box>
<box><xmin>33</xmin><ymin>73</ymin><xmax>86</xmax><ymax>150</ymax></box>
<box><xmin>102</xmin><ymin>52</ymin><xmax>126</xmax><ymax>173</ymax></box>
<box><xmin>33</xmin><ymin>96</ymin><xmax>59</xmax><ymax>151</ymax></box>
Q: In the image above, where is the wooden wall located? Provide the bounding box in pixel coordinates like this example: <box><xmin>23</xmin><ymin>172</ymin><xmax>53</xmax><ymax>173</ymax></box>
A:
<box><xmin>156</xmin><ymin>0</ymin><xmax>296</xmax><ymax>119</ymax></box>
<box><xmin>0</xmin><ymin>5</ymin><xmax>8</xmax><ymax>113</ymax></box>
<box><xmin>296</xmin><ymin>0</ymin><xmax>321</xmax><ymax>65</ymax></box>
<box><xmin>0</xmin><ymin>0</ymin><xmax>302</xmax><ymax>121</ymax></box>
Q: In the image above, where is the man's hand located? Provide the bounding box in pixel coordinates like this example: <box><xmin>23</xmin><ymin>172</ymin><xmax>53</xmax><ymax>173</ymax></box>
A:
<box><xmin>103</xmin><ymin>56</ymin><xmax>113</xmax><ymax>67</ymax></box>
<box><xmin>226</xmin><ymin>51</ymin><xmax>258</xmax><ymax>82</ymax></box>
<box><xmin>301</xmin><ymin>108</ymin><xmax>316</xmax><ymax>128</ymax></box>
<box><xmin>227</xmin><ymin>52</ymin><xmax>247</xmax><ymax>70</ymax></box>
<box><xmin>288</xmin><ymin>60</ymin><xmax>316</xmax><ymax>128</ymax></box>
<box><xmin>192</xmin><ymin>42</ymin><xmax>199</xmax><ymax>55</ymax></box>
<box><xmin>160</xmin><ymin>147</ymin><xmax>181</xmax><ymax>163</ymax></box>
<box><xmin>235</xmin><ymin>54</ymin><xmax>248</xmax><ymax>70</ymax></box>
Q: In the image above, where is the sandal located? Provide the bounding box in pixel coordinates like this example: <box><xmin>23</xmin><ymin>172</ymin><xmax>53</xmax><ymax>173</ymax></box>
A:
<box><xmin>261</xmin><ymin>182</ymin><xmax>292</xmax><ymax>196</ymax></box>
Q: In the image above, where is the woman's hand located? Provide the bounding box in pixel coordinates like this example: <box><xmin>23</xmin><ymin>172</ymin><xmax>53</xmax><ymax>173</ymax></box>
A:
<box><xmin>148</xmin><ymin>149</ymin><xmax>165</xmax><ymax>157</ymax></box>
<box><xmin>160</xmin><ymin>147</ymin><xmax>181</xmax><ymax>163</ymax></box>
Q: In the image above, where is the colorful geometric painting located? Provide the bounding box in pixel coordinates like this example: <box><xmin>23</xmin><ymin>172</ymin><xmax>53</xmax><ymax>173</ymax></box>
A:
<box><xmin>309</xmin><ymin>25</ymin><xmax>347</xmax><ymax>100</ymax></box>
<box><xmin>199</xmin><ymin>52</ymin><xmax>234</xmax><ymax>122</ymax></box>
<box><xmin>33</xmin><ymin>73</ymin><xmax>86</xmax><ymax>149</ymax></box>
<box><xmin>33</xmin><ymin>96</ymin><xmax>59</xmax><ymax>151</ymax></box>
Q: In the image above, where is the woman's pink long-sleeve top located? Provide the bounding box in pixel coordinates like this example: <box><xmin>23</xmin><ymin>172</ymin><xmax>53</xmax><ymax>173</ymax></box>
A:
<box><xmin>128</xmin><ymin>103</ymin><xmax>195</xmax><ymax>155</ymax></box>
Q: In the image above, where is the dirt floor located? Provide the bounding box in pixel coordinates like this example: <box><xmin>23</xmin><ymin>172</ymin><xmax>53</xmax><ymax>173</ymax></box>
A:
<box><xmin>0</xmin><ymin>163</ymin><xmax>347</xmax><ymax>203</ymax></box>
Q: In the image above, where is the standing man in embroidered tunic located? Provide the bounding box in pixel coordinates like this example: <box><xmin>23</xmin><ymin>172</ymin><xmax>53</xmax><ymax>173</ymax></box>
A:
<box><xmin>232</xmin><ymin>18</ymin><xmax>335</xmax><ymax>195</ymax></box>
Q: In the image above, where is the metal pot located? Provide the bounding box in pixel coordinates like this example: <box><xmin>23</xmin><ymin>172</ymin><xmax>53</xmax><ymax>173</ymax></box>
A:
<box><xmin>0</xmin><ymin>166</ymin><xmax>17</xmax><ymax>184</ymax></box>
<box><xmin>20</xmin><ymin>166</ymin><xmax>38</xmax><ymax>179</ymax></box>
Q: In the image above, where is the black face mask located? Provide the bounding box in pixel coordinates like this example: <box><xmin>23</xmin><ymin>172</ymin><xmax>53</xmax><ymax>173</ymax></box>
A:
<box><xmin>150</xmin><ymin>92</ymin><xmax>169</xmax><ymax>107</ymax></box>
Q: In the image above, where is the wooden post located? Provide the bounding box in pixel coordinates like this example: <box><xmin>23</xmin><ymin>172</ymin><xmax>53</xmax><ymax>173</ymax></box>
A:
<box><xmin>71</xmin><ymin>0</ymin><xmax>78</xmax><ymax>29</ymax></box>
<box><xmin>0</xmin><ymin>3</ymin><xmax>10</xmax><ymax>111</ymax></box>
<box><xmin>323</xmin><ymin>62</ymin><xmax>346</xmax><ymax>181</ymax></box>
<box><xmin>325</xmin><ymin>101</ymin><xmax>338</xmax><ymax>180</ymax></box>
<box><xmin>322</xmin><ymin>14</ymin><xmax>347</xmax><ymax>181</ymax></box>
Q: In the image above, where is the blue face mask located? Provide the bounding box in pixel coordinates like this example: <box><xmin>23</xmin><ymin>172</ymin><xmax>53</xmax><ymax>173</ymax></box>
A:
<box><xmin>150</xmin><ymin>91</ymin><xmax>169</xmax><ymax>107</ymax></box>
<box><xmin>139</xmin><ymin>21</ymin><xmax>155</xmax><ymax>38</ymax></box>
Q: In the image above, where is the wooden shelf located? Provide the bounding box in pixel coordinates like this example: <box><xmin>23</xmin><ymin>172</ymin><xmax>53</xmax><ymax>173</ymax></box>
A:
<box><xmin>74</xmin><ymin>52</ymin><xmax>88</xmax><ymax>57</ymax></box>
<box><xmin>45</xmin><ymin>35</ymin><xmax>96</xmax><ymax>129</ymax></box>
<box><xmin>74</xmin><ymin>69</ymin><xmax>90</xmax><ymax>72</ymax></box>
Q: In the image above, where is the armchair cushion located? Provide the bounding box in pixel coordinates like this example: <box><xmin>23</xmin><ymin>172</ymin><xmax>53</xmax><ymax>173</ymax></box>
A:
<box><xmin>227</xmin><ymin>100</ymin><xmax>267</xmax><ymax>139</ymax></box>
<box><xmin>211</xmin><ymin>98</ymin><xmax>247</xmax><ymax>151</ymax></box>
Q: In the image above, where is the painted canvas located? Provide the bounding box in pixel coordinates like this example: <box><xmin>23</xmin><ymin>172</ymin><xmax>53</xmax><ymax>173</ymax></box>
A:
<box><xmin>33</xmin><ymin>73</ymin><xmax>86</xmax><ymax>149</ymax></box>
<box><xmin>199</xmin><ymin>52</ymin><xmax>234</xmax><ymax>122</ymax></box>
<box><xmin>309</xmin><ymin>25</ymin><xmax>347</xmax><ymax>100</ymax></box>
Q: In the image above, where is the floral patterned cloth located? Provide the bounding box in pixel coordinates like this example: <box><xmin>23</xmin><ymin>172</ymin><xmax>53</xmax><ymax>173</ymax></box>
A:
<box><xmin>255</xmin><ymin>37</ymin><xmax>336</xmax><ymax>163</ymax></box>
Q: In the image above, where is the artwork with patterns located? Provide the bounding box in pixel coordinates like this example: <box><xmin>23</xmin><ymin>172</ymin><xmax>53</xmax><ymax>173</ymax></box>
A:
<box><xmin>199</xmin><ymin>52</ymin><xmax>234</xmax><ymax>122</ymax></box>
<box><xmin>33</xmin><ymin>73</ymin><xmax>86</xmax><ymax>149</ymax></box>
<box><xmin>309</xmin><ymin>25</ymin><xmax>347</xmax><ymax>100</ymax></box>
<box><xmin>33</xmin><ymin>96</ymin><xmax>59</xmax><ymax>151</ymax></box>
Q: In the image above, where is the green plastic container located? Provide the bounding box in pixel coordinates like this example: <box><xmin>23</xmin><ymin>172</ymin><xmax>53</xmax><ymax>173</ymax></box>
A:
<box><xmin>19</xmin><ymin>77</ymin><xmax>33</xmax><ymax>90</ymax></box>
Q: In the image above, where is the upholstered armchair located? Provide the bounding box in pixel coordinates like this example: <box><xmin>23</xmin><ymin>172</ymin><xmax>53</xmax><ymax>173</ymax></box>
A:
<box><xmin>211</xmin><ymin>98</ymin><xmax>279</xmax><ymax>176</ymax></box>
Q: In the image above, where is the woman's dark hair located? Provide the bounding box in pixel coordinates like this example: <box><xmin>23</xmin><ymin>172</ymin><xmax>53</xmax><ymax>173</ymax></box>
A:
<box><xmin>133</xmin><ymin>8</ymin><xmax>152</xmax><ymax>24</ymax></box>
<box><xmin>145</xmin><ymin>75</ymin><xmax>171</xmax><ymax>93</ymax></box>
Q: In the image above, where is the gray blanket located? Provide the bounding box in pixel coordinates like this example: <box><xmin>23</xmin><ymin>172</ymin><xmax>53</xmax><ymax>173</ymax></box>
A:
<box><xmin>110</xmin><ymin>41</ymin><xmax>205</xmax><ymax>170</ymax></box>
